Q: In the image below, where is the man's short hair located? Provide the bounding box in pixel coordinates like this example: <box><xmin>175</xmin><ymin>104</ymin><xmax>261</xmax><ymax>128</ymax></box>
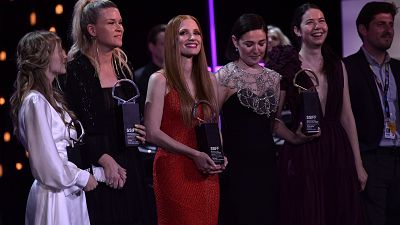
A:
<box><xmin>356</xmin><ymin>1</ymin><xmax>397</xmax><ymax>41</ymax></box>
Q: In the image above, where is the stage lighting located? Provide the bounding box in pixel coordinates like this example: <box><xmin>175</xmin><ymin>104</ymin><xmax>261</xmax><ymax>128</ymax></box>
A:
<box><xmin>30</xmin><ymin>11</ymin><xmax>36</xmax><ymax>26</ymax></box>
<box><xmin>3</xmin><ymin>131</ymin><xmax>10</xmax><ymax>142</ymax></box>
<box><xmin>15</xmin><ymin>162</ymin><xmax>23</xmax><ymax>171</ymax></box>
<box><xmin>0</xmin><ymin>51</ymin><xmax>6</xmax><ymax>61</ymax></box>
<box><xmin>55</xmin><ymin>4</ymin><xmax>63</xmax><ymax>15</ymax></box>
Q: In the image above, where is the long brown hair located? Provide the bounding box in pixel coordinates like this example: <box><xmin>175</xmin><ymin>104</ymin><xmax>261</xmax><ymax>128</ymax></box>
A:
<box><xmin>164</xmin><ymin>15</ymin><xmax>217</xmax><ymax>126</ymax></box>
<box><xmin>10</xmin><ymin>30</ymin><xmax>76</xmax><ymax>138</ymax></box>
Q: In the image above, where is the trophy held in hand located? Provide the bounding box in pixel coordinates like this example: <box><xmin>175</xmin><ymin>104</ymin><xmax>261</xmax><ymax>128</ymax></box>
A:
<box><xmin>66</xmin><ymin>120</ymin><xmax>89</xmax><ymax>169</ymax></box>
<box><xmin>112</xmin><ymin>79</ymin><xmax>141</xmax><ymax>147</ymax></box>
<box><xmin>293</xmin><ymin>69</ymin><xmax>320</xmax><ymax>135</ymax></box>
<box><xmin>192</xmin><ymin>100</ymin><xmax>224</xmax><ymax>165</ymax></box>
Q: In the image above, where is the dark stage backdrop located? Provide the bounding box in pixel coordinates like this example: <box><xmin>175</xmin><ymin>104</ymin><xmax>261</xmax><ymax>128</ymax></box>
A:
<box><xmin>0</xmin><ymin>0</ymin><xmax>341</xmax><ymax>224</ymax></box>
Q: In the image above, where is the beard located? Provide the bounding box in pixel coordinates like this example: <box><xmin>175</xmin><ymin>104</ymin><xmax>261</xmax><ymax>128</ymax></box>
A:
<box><xmin>379</xmin><ymin>33</ymin><xmax>393</xmax><ymax>50</ymax></box>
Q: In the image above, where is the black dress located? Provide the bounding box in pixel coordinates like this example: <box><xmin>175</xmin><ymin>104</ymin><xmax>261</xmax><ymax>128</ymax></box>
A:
<box><xmin>217</xmin><ymin>62</ymin><xmax>280</xmax><ymax>225</ymax></box>
<box><xmin>65</xmin><ymin>52</ymin><xmax>146</xmax><ymax>225</ymax></box>
<box><xmin>279</xmin><ymin>60</ymin><xmax>364</xmax><ymax>225</ymax></box>
<box><xmin>219</xmin><ymin>95</ymin><xmax>278</xmax><ymax>225</ymax></box>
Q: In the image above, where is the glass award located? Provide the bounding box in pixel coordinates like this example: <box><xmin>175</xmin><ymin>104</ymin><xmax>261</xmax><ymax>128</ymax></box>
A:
<box><xmin>192</xmin><ymin>100</ymin><xmax>224</xmax><ymax>165</ymax></box>
<box><xmin>112</xmin><ymin>79</ymin><xmax>141</xmax><ymax>147</ymax></box>
<box><xmin>293</xmin><ymin>69</ymin><xmax>320</xmax><ymax>135</ymax></box>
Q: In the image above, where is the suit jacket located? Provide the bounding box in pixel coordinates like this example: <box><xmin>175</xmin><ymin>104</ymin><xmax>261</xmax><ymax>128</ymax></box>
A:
<box><xmin>134</xmin><ymin>61</ymin><xmax>161</xmax><ymax>116</ymax></box>
<box><xmin>343</xmin><ymin>48</ymin><xmax>400</xmax><ymax>151</ymax></box>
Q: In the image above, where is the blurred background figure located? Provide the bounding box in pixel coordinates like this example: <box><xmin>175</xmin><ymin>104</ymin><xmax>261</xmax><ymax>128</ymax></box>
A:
<box><xmin>134</xmin><ymin>23</ymin><xmax>166</xmax><ymax>225</ymax></box>
<box><xmin>264</xmin><ymin>25</ymin><xmax>291</xmax><ymax>63</ymax></box>
<box><xmin>267</xmin><ymin>25</ymin><xmax>291</xmax><ymax>52</ymax></box>
<box><xmin>135</xmin><ymin>24</ymin><xmax>166</xmax><ymax>115</ymax></box>
<box><xmin>265</xmin><ymin>25</ymin><xmax>293</xmax><ymax>144</ymax></box>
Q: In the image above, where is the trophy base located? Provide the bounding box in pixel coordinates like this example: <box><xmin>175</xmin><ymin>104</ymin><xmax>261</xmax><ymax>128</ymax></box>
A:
<box><xmin>195</xmin><ymin>123</ymin><xmax>224</xmax><ymax>165</ymax></box>
<box><xmin>303</xmin><ymin>129</ymin><xmax>319</xmax><ymax>136</ymax></box>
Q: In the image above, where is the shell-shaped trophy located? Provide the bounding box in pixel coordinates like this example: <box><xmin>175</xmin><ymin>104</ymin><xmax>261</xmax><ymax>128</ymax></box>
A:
<box><xmin>112</xmin><ymin>79</ymin><xmax>141</xmax><ymax>146</ymax></box>
<box><xmin>192</xmin><ymin>100</ymin><xmax>224</xmax><ymax>165</ymax></box>
<box><xmin>293</xmin><ymin>69</ymin><xmax>320</xmax><ymax>135</ymax></box>
<box><xmin>66</xmin><ymin>120</ymin><xmax>88</xmax><ymax>169</ymax></box>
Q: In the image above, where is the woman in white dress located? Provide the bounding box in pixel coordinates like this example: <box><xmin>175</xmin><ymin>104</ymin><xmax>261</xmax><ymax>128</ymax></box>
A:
<box><xmin>9</xmin><ymin>30</ymin><xmax>98</xmax><ymax>225</ymax></box>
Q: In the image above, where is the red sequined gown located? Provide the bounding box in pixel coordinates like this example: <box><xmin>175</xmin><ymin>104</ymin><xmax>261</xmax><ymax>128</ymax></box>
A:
<box><xmin>153</xmin><ymin>89</ymin><xmax>220</xmax><ymax>225</ymax></box>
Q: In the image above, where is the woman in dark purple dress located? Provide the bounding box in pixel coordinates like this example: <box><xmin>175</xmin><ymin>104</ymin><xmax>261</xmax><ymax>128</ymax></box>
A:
<box><xmin>272</xmin><ymin>3</ymin><xmax>367</xmax><ymax>225</ymax></box>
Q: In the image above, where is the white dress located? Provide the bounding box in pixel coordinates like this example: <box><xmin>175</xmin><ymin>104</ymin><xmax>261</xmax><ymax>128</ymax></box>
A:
<box><xmin>18</xmin><ymin>91</ymin><xmax>91</xmax><ymax>225</ymax></box>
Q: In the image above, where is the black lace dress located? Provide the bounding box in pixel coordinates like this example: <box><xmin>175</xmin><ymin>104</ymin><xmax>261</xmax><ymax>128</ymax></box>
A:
<box><xmin>217</xmin><ymin>62</ymin><xmax>280</xmax><ymax>225</ymax></box>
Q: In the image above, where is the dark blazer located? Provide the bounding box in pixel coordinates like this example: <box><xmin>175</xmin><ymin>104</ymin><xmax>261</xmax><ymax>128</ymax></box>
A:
<box><xmin>134</xmin><ymin>61</ymin><xmax>161</xmax><ymax>116</ymax></box>
<box><xmin>343</xmin><ymin>48</ymin><xmax>400</xmax><ymax>151</ymax></box>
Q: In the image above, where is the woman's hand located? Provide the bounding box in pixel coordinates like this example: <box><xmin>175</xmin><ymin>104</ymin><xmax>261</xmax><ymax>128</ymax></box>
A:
<box><xmin>84</xmin><ymin>174</ymin><xmax>98</xmax><ymax>191</ymax></box>
<box><xmin>221</xmin><ymin>156</ymin><xmax>228</xmax><ymax>170</ymax></box>
<box><xmin>292</xmin><ymin>122</ymin><xmax>321</xmax><ymax>144</ymax></box>
<box><xmin>118</xmin><ymin>166</ymin><xmax>127</xmax><ymax>184</ymax></box>
<box><xmin>191</xmin><ymin>151</ymin><xmax>224</xmax><ymax>175</ymax></box>
<box><xmin>98</xmin><ymin>154</ymin><xmax>126</xmax><ymax>189</ymax></box>
<box><xmin>356</xmin><ymin>163</ymin><xmax>368</xmax><ymax>191</ymax></box>
<box><xmin>134</xmin><ymin>124</ymin><xmax>146</xmax><ymax>144</ymax></box>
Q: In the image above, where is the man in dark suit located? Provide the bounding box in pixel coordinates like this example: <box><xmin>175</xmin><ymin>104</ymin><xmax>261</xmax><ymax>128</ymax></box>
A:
<box><xmin>135</xmin><ymin>24</ymin><xmax>166</xmax><ymax>116</ymax></box>
<box><xmin>343</xmin><ymin>2</ymin><xmax>400</xmax><ymax>225</ymax></box>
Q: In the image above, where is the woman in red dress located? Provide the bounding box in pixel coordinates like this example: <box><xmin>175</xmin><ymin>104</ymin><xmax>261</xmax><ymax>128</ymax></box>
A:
<box><xmin>145</xmin><ymin>15</ymin><xmax>227</xmax><ymax>225</ymax></box>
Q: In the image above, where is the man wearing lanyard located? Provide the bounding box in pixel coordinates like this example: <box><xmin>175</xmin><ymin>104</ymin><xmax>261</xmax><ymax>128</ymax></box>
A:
<box><xmin>344</xmin><ymin>2</ymin><xmax>400</xmax><ymax>225</ymax></box>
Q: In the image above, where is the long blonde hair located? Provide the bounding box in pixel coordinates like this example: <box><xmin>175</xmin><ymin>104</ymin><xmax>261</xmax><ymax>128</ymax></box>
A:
<box><xmin>68</xmin><ymin>0</ymin><xmax>132</xmax><ymax>78</ymax></box>
<box><xmin>164</xmin><ymin>15</ymin><xmax>217</xmax><ymax>126</ymax></box>
<box><xmin>10</xmin><ymin>31</ymin><xmax>76</xmax><ymax>137</ymax></box>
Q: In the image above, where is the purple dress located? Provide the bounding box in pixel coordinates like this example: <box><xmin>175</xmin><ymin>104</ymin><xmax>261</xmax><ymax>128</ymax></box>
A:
<box><xmin>279</xmin><ymin>60</ymin><xmax>364</xmax><ymax>225</ymax></box>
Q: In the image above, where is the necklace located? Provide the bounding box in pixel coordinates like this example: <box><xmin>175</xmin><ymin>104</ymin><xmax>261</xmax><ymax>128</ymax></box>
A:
<box><xmin>218</xmin><ymin>62</ymin><xmax>280</xmax><ymax>116</ymax></box>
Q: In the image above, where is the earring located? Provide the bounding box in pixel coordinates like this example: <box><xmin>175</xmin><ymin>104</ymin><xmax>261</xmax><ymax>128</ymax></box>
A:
<box><xmin>235</xmin><ymin>48</ymin><xmax>239</xmax><ymax>52</ymax></box>
<box><xmin>91</xmin><ymin>37</ymin><xmax>100</xmax><ymax>64</ymax></box>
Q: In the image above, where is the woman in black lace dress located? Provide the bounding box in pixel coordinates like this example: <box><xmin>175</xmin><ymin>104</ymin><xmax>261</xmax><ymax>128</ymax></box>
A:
<box><xmin>215</xmin><ymin>13</ymin><xmax>280</xmax><ymax>225</ymax></box>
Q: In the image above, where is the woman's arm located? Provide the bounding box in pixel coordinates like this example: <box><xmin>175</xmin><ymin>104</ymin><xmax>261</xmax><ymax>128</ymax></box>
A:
<box><xmin>272</xmin><ymin>79</ymin><xmax>316</xmax><ymax>144</ymax></box>
<box><xmin>211</xmin><ymin>73</ymin><xmax>228</xmax><ymax>169</ymax></box>
<box><xmin>214</xmin><ymin>71</ymin><xmax>230</xmax><ymax>111</ymax></box>
<box><xmin>145</xmin><ymin>72</ymin><xmax>219</xmax><ymax>173</ymax></box>
<box><xmin>21</xmin><ymin>94</ymin><xmax>90</xmax><ymax>190</ymax></box>
<box><xmin>341</xmin><ymin>62</ymin><xmax>367</xmax><ymax>190</ymax></box>
<box><xmin>65</xmin><ymin>63</ymin><xmax>125</xmax><ymax>189</ymax></box>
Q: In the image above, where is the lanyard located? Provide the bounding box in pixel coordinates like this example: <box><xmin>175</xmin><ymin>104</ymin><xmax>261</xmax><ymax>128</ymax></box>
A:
<box><xmin>371</xmin><ymin>64</ymin><xmax>390</xmax><ymax>118</ymax></box>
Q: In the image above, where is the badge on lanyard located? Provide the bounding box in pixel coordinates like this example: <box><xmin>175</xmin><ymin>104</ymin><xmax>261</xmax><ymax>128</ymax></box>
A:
<box><xmin>384</xmin><ymin>119</ymin><xmax>397</xmax><ymax>140</ymax></box>
<box><xmin>372</xmin><ymin>63</ymin><xmax>396</xmax><ymax>140</ymax></box>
